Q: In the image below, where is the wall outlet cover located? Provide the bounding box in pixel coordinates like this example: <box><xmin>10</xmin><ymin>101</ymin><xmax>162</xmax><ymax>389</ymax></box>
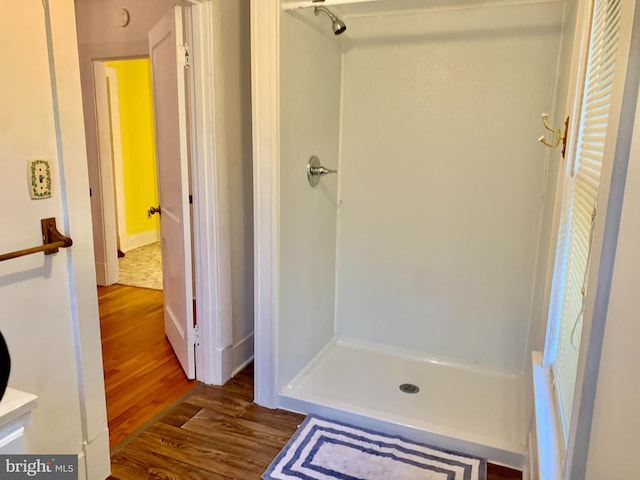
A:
<box><xmin>29</xmin><ymin>159</ymin><xmax>52</xmax><ymax>199</ymax></box>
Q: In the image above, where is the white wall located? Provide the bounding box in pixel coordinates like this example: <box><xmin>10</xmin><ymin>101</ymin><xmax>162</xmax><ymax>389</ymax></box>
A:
<box><xmin>335</xmin><ymin>1</ymin><xmax>564</xmax><ymax>370</ymax></box>
<box><xmin>278</xmin><ymin>7</ymin><xmax>342</xmax><ymax>388</ymax></box>
<box><xmin>0</xmin><ymin>1</ymin><xmax>109</xmax><ymax>477</ymax></box>
<box><xmin>210</xmin><ymin>0</ymin><xmax>255</xmax><ymax>373</ymax></box>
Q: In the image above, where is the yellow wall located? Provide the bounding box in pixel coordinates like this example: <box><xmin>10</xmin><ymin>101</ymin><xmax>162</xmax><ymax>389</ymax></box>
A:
<box><xmin>105</xmin><ymin>59</ymin><xmax>159</xmax><ymax>236</ymax></box>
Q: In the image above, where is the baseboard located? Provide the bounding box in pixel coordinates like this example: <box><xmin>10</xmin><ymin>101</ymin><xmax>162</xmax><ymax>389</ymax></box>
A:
<box><xmin>120</xmin><ymin>230</ymin><xmax>159</xmax><ymax>252</ymax></box>
<box><xmin>77</xmin><ymin>452</ymin><xmax>86</xmax><ymax>480</ymax></box>
<box><xmin>221</xmin><ymin>333</ymin><xmax>254</xmax><ymax>382</ymax></box>
<box><xmin>233</xmin><ymin>355</ymin><xmax>254</xmax><ymax>378</ymax></box>
<box><xmin>83</xmin><ymin>427</ymin><xmax>110</xmax><ymax>480</ymax></box>
<box><xmin>95</xmin><ymin>262</ymin><xmax>108</xmax><ymax>286</ymax></box>
<box><xmin>527</xmin><ymin>429</ymin><xmax>537</xmax><ymax>480</ymax></box>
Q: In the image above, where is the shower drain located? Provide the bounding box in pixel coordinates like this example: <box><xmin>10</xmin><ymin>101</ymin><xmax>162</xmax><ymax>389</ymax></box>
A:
<box><xmin>399</xmin><ymin>383</ymin><xmax>420</xmax><ymax>394</ymax></box>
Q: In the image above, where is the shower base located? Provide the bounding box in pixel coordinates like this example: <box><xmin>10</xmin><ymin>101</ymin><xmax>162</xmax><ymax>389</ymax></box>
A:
<box><xmin>279</xmin><ymin>338</ymin><xmax>526</xmax><ymax>468</ymax></box>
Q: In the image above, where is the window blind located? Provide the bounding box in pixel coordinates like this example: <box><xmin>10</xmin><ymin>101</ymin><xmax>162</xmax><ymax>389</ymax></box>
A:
<box><xmin>553</xmin><ymin>0</ymin><xmax>621</xmax><ymax>441</ymax></box>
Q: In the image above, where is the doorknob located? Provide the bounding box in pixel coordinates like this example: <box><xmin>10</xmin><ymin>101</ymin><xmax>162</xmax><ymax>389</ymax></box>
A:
<box><xmin>147</xmin><ymin>206</ymin><xmax>161</xmax><ymax>219</ymax></box>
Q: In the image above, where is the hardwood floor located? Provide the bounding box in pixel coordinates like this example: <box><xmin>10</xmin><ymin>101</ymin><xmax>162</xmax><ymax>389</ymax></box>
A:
<box><xmin>108</xmin><ymin>362</ymin><xmax>522</xmax><ymax>479</ymax></box>
<box><xmin>488</xmin><ymin>464</ymin><xmax>524</xmax><ymax>480</ymax></box>
<box><xmin>98</xmin><ymin>284</ymin><xmax>198</xmax><ymax>448</ymax></box>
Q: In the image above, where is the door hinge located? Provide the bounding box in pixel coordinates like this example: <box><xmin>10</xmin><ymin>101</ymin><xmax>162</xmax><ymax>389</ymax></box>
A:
<box><xmin>194</xmin><ymin>324</ymin><xmax>200</xmax><ymax>347</ymax></box>
<box><xmin>189</xmin><ymin>194</ymin><xmax>193</xmax><ymax>205</ymax></box>
<box><xmin>178</xmin><ymin>44</ymin><xmax>190</xmax><ymax>69</ymax></box>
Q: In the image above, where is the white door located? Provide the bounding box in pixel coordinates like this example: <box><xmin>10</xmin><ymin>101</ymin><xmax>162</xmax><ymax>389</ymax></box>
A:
<box><xmin>149</xmin><ymin>5</ymin><xmax>195</xmax><ymax>379</ymax></box>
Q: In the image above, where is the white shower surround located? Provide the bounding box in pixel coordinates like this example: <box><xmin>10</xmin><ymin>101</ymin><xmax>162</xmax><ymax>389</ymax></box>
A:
<box><xmin>335</xmin><ymin>3</ymin><xmax>564</xmax><ymax>369</ymax></box>
<box><xmin>263</xmin><ymin>0</ymin><xmax>566</xmax><ymax>468</ymax></box>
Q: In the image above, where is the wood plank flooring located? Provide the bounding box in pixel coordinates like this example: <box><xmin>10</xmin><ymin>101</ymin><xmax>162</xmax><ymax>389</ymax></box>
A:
<box><xmin>108</xmin><ymin>363</ymin><xmax>522</xmax><ymax>479</ymax></box>
<box><xmin>98</xmin><ymin>284</ymin><xmax>198</xmax><ymax>448</ymax></box>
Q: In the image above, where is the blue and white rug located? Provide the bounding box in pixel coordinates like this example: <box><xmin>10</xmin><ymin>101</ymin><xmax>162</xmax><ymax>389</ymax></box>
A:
<box><xmin>263</xmin><ymin>416</ymin><xmax>486</xmax><ymax>480</ymax></box>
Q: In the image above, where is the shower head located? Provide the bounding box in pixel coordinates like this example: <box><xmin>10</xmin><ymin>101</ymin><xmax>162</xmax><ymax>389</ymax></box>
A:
<box><xmin>314</xmin><ymin>6</ymin><xmax>347</xmax><ymax>36</ymax></box>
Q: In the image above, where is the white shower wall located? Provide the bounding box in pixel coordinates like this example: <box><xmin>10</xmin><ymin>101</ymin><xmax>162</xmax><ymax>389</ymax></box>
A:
<box><xmin>278</xmin><ymin>8</ymin><xmax>342</xmax><ymax>389</ymax></box>
<box><xmin>334</xmin><ymin>1</ymin><xmax>564</xmax><ymax>370</ymax></box>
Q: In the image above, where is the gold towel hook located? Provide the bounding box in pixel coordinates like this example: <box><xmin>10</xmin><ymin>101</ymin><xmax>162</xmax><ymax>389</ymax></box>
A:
<box><xmin>538</xmin><ymin>113</ymin><xmax>570</xmax><ymax>157</ymax></box>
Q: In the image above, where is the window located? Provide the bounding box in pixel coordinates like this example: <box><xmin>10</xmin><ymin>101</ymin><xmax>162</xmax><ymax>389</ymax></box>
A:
<box><xmin>550</xmin><ymin>0</ymin><xmax>621</xmax><ymax>442</ymax></box>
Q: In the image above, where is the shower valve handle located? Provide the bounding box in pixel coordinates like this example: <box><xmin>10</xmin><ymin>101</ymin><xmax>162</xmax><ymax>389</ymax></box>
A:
<box><xmin>310</xmin><ymin>166</ymin><xmax>337</xmax><ymax>177</ymax></box>
<box><xmin>307</xmin><ymin>155</ymin><xmax>337</xmax><ymax>187</ymax></box>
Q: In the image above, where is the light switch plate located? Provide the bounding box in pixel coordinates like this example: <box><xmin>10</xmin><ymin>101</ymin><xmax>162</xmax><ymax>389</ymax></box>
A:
<box><xmin>28</xmin><ymin>159</ymin><xmax>52</xmax><ymax>199</ymax></box>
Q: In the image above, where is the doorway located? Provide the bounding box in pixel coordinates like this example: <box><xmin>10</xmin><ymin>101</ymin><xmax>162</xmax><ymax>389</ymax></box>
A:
<box><xmin>92</xmin><ymin>54</ymin><xmax>196</xmax><ymax>448</ymax></box>
<box><xmin>100</xmin><ymin>58</ymin><xmax>163</xmax><ymax>291</ymax></box>
<box><xmin>85</xmin><ymin>3</ymin><xmax>199</xmax><ymax>393</ymax></box>
<box><xmin>74</xmin><ymin>0</ymin><xmax>245</xmax><ymax>400</ymax></box>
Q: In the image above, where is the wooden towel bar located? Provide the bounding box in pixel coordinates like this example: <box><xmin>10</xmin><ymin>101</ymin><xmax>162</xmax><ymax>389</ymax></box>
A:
<box><xmin>0</xmin><ymin>218</ymin><xmax>72</xmax><ymax>263</ymax></box>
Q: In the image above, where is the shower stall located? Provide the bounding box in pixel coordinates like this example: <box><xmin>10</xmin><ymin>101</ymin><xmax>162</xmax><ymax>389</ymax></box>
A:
<box><xmin>253</xmin><ymin>0</ymin><xmax>571</xmax><ymax>469</ymax></box>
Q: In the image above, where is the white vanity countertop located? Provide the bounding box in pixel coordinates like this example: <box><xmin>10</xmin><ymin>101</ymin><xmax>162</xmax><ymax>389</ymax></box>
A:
<box><xmin>0</xmin><ymin>389</ymin><xmax>37</xmax><ymax>428</ymax></box>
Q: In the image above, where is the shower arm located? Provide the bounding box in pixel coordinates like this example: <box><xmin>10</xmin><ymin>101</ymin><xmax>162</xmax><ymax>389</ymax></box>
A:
<box><xmin>283</xmin><ymin>0</ymin><xmax>380</xmax><ymax>11</ymax></box>
<box><xmin>314</xmin><ymin>5</ymin><xmax>339</xmax><ymax>22</ymax></box>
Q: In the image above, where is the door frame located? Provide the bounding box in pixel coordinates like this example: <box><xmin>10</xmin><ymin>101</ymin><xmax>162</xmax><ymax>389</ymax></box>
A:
<box><xmin>90</xmin><ymin>0</ymin><xmax>231</xmax><ymax>385</ymax></box>
<box><xmin>93</xmin><ymin>61</ymin><xmax>120</xmax><ymax>286</ymax></box>
<box><xmin>250</xmin><ymin>0</ymin><xmax>279</xmax><ymax>407</ymax></box>
<box><xmin>104</xmin><ymin>66</ymin><xmax>128</xmax><ymax>253</ymax></box>
<box><xmin>43</xmin><ymin>1</ymin><xmax>112</xmax><ymax>476</ymax></box>
<box><xmin>95</xmin><ymin>60</ymin><xmax>156</xmax><ymax>256</ymax></box>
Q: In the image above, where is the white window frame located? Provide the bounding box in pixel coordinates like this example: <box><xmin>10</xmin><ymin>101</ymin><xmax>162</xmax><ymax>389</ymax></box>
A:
<box><xmin>540</xmin><ymin>0</ymin><xmax>638</xmax><ymax>477</ymax></box>
<box><xmin>544</xmin><ymin>0</ymin><xmax>594</xmax><ymax>371</ymax></box>
<box><xmin>547</xmin><ymin>0</ymin><xmax>623</xmax><ymax>443</ymax></box>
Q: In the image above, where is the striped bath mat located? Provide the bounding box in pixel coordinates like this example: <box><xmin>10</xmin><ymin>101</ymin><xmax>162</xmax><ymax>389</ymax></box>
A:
<box><xmin>263</xmin><ymin>415</ymin><xmax>486</xmax><ymax>479</ymax></box>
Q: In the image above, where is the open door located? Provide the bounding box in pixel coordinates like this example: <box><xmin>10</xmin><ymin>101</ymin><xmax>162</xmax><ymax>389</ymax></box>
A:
<box><xmin>149</xmin><ymin>5</ymin><xmax>195</xmax><ymax>379</ymax></box>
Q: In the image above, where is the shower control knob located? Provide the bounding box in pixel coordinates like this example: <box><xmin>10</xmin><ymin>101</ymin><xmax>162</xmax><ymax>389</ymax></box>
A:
<box><xmin>307</xmin><ymin>155</ymin><xmax>337</xmax><ymax>187</ymax></box>
<box><xmin>311</xmin><ymin>166</ymin><xmax>338</xmax><ymax>176</ymax></box>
